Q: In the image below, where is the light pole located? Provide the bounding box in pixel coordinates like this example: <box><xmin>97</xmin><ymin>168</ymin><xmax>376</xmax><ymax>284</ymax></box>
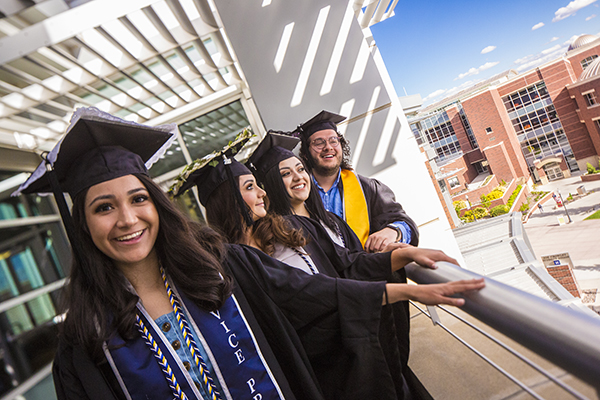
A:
<box><xmin>556</xmin><ymin>189</ymin><xmax>572</xmax><ymax>223</ymax></box>
<box><xmin>466</xmin><ymin>195</ymin><xmax>477</xmax><ymax>221</ymax></box>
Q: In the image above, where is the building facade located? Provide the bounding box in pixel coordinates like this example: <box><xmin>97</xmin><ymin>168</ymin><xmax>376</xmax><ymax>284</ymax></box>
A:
<box><xmin>411</xmin><ymin>34</ymin><xmax>600</xmax><ymax>206</ymax></box>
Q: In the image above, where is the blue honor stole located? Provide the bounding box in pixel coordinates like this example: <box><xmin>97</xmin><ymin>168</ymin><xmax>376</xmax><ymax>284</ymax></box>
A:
<box><xmin>103</xmin><ymin>288</ymin><xmax>284</xmax><ymax>400</ymax></box>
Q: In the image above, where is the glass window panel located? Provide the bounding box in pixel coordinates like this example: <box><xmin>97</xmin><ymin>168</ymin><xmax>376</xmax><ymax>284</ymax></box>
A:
<box><xmin>180</xmin><ymin>101</ymin><xmax>250</xmax><ymax>160</ymax></box>
<box><xmin>10</xmin><ymin>248</ymin><xmax>44</xmax><ymax>291</ymax></box>
<box><xmin>0</xmin><ymin>69</ymin><xmax>30</xmax><ymax>89</ymax></box>
<box><xmin>27</xmin><ymin>293</ymin><xmax>56</xmax><ymax>325</ymax></box>
<box><xmin>148</xmin><ymin>138</ymin><xmax>186</xmax><ymax>178</ymax></box>
<box><xmin>5</xmin><ymin>304</ymin><xmax>35</xmax><ymax>335</ymax></box>
<box><xmin>0</xmin><ymin>259</ymin><xmax>19</xmax><ymax>301</ymax></box>
<box><xmin>7</xmin><ymin>59</ymin><xmax>54</xmax><ymax>80</ymax></box>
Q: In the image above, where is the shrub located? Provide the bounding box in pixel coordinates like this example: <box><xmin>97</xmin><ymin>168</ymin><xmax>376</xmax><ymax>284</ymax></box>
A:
<box><xmin>487</xmin><ymin>189</ymin><xmax>504</xmax><ymax>200</ymax></box>
<box><xmin>489</xmin><ymin>205</ymin><xmax>509</xmax><ymax>217</ymax></box>
<box><xmin>567</xmin><ymin>193</ymin><xmax>573</xmax><ymax>201</ymax></box>
<box><xmin>462</xmin><ymin>207</ymin><xmax>489</xmax><ymax>222</ymax></box>
<box><xmin>453</xmin><ymin>200</ymin><xmax>466</xmax><ymax>215</ymax></box>
<box><xmin>519</xmin><ymin>202</ymin><xmax>530</xmax><ymax>213</ymax></box>
<box><xmin>480</xmin><ymin>194</ymin><xmax>491</xmax><ymax>209</ymax></box>
<box><xmin>587</xmin><ymin>162</ymin><xmax>598</xmax><ymax>175</ymax></box>
<box><xmin>507</xmin><ymin>185</ymin><xmax>522</xmax><ymax>209</ymax></box>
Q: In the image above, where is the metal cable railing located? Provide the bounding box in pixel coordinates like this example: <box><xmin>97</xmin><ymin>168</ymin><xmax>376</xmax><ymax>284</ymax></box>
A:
<box><xmin>410</xmin><ymin>302</ymin><xmax>587</xmax><ymax>400</ymax></box>
<box><xmin>405</xmin><ymin>261</ymin><xmax>600</xmax><ymax>394</ymax></box>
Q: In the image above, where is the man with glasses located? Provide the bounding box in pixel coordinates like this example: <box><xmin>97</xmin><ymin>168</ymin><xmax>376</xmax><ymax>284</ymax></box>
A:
<box><xmin>295</xmin><ymin>111</ymin><xmax>429</xmax><ymax>400</ymax></box>
<box><xmin>296</xmin><ymin>110</ymin><xmax>418</xmax><ymax>252</ymax></box>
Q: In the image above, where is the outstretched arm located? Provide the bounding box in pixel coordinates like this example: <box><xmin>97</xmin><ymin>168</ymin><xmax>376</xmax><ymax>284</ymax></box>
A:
<box><xmin>390</xmin><ymin>245</ymin><xmax>459</xmax><ymax>271</ymax></box>
<box><xmin>384</xmin><ymin>278</ymin><xmax>485</xmax><ymax>306</ymax></box>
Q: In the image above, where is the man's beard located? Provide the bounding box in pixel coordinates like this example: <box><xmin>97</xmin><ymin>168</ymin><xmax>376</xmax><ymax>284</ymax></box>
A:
<box><xmin>311</xmin><ymin>154</ymin><xmax>342</xmax><ymax>177</ymax></box>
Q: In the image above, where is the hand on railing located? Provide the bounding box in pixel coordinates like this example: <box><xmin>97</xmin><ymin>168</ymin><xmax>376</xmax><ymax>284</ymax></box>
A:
<box><xmin>384</xmin><ymin>278</ymin><xmax>485</xmax><ymax>307</ymax></box>
<box><xmin>390</xmin><ymin>245</ymin><xmax>459</xmax><ymax>271</ymax></box>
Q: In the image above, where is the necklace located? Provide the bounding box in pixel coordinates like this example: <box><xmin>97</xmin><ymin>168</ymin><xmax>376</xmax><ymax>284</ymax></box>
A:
<box><xmin>137</xmin><ymin>266</ymin><xmax>222</xmax><ymax>400</ymax></box>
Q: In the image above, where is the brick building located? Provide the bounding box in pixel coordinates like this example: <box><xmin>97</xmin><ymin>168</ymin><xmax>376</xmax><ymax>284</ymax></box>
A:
<box><xmin>410</xmin><ymin>34</ymin><xmax>600</xmax><ymax>207</ymax></box>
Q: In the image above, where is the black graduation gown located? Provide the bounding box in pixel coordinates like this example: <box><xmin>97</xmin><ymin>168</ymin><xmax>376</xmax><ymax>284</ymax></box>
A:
<box><xmin>353</xmin><ymin>173</ymin><xmax>419</xmax><ymax>246</ymax></box>
<box><xmin>289</xmin><ymin>214</ymin><xmax>432</xmax><ymax>400</ymax></box>
<box><xmin>53</xmin><ymin>244</ymin><xmax>389</xmax><ymax>400</ymax></box>
<box><xmin>226</xmin><ymin>244</ymin><xmax>396</xmax><ymax>400</ymax></box>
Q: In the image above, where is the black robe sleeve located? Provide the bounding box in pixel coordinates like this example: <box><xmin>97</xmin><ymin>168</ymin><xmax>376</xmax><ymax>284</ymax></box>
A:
<box><xmin>53</xmin><ymin>339</ymin><xmax>125</xmax><ymax>400</ymax></box>
<box><xmin>286</xmin><ymin>215</ymin><xmax>393</xmax><ymax>281</ymax></box>
<box><xmin>357</xmin><ymin>174</ymin><xmax>419</xmax><ymax>246</ymax></box>
<box><xmin>224</xmin><ymin>244</ymin><xmax>398</xmax><ymax>400</ymax></box>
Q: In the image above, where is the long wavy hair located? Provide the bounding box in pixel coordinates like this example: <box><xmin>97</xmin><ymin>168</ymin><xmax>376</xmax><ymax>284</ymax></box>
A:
<box><xmin>205</xmin><ymin>179</ymin><xmax>306</xmax><ymax>256</ymax></box>
<box><xmin>62</xmin><ymin>173</ymin><xmax>232</xmax><ymax>361</ymax></box>
<box><xmin>261</xmin><ymin>156</ymin><xmax>338</xmax><ymax>232</ymax></box>
<box><xmin>299</xmin><ymin>131</ymin><xmax>352</xmax><ymax>173</ymax></box>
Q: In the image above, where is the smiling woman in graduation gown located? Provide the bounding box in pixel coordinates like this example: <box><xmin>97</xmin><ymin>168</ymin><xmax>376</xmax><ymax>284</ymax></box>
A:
<box><xmin>14</xmin><ymin>108</ymin><xmax>387</xmax><ymax>400</ymax></box>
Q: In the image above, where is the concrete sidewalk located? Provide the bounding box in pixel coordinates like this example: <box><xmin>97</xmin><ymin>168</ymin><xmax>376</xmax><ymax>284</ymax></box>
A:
<box><xmin>524</xmin><ymin>172</ymin><xmax>600</xmax><ymax>292</ymax></box>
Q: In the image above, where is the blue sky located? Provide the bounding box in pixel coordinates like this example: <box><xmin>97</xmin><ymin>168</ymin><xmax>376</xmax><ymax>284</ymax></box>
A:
<box><xmin>370</xmin><ymin>0</ymin><xmax>600</xmax><ymax>107</ymax></box>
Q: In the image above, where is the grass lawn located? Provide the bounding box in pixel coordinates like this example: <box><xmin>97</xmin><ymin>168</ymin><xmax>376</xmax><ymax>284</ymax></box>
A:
<box><xmin>584</xmin><ymin>210</ymin><xmax>600</xmax><ymax>220</ymax></box>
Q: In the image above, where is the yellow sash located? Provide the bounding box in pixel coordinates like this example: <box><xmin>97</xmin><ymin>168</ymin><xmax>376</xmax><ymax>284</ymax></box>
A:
<box><xmin>341</xmin><ymin>169</ymin><xmax>370</xmax><ymax>247</ymax></box>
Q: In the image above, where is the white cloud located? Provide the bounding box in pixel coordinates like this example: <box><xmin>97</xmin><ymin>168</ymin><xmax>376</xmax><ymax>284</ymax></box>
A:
<box><xmin>532</xmin><ymin>22</ymin><xmax>545</xmax><ymax>30</ymax></box>
<box><xmin>423</xmin><ymin>89</ymin><xmax>446</xmax><ymax>101</ymax></box>
<box><xmin>513</xmin><ymin>43</ymin><xmax>570</xmax><ymax>71</ymax></box>
<box><xmin>586</xmin><ymin>13</ymin><xmax>597</xmax><ymax>20</ymax></box>
<box><xmin>455</xmin><ymin>61</ymin><xmax>500</xmax><ymax>80</ymax></box>
<box><xmin>564</xmin><ymin>34</ymin><xmax>581</xmax><ymax>44</ymax></box>
<box><xmin>553</xmin><ymin>0</ymin><xmax>598</xmax><ymax>22</ymax></box>
<box><xmin>481</xmin><ymin>45</ymin><xmax>496</xmax><ymax>54</ymax></box>
<box><xmin>550</xmin><ymin>36</ymin><xmax>560</xmax><ymax>42</ymax></box>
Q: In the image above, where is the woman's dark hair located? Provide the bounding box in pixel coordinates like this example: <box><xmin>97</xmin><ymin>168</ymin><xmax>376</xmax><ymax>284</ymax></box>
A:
<box><xmin>299</xmin><ymin>132</ymin><xmax>352</xmax><ymax>173</ymax></box>
<box><xmin>63</xmin><ymin>173</ymin><xmax>232</xmax><ymax>360</ymax></box>
<box><xmin>262</xmin><ymin>156</ymin><xmax>338</xmax><ymax>232</ymax></box>
<box><xmin>205</xmin><ymin>178</ymin><xmax>306</xmax><ymax>256</ymax></box>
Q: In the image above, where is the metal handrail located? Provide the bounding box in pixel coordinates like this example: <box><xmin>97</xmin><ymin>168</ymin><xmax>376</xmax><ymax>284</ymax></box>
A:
<box><xmin>405</xmin><ymin>261</ymin><xmax>600</xmax><ymax>391</ymax></box>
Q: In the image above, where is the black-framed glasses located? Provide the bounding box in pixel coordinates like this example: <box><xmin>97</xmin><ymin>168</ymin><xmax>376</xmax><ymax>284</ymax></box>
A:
<box><xmin>310</xmin><ymin>136</ymin><xmax>340</xmax><ymax>150</ymax></box>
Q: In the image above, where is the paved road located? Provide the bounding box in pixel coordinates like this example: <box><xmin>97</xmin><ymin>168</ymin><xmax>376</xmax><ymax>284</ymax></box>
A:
<box><xmin>524</xmin><ymin>172</ymin><xmax>600</xmax><ymax>290</ymax></box>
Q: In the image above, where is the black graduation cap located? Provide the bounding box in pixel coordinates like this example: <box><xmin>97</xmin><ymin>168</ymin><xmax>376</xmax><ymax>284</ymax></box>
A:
<box><xmin>12</xmin><ymin>107</ymin><xmax>177</xmax><ymax>262</ymax></box>
<box><xmin>295</xmin><ymin>110</ymin><xmax>346</xmax><ymax>141</ymax></box>
<box><xmin>14</xmin><ymin>107</ymin><xmax>177</xmax><ymax>198</ymax></box>
<box><xmin>245</xmin><ymin>130</ymin><xmax>300</xmax><ymax>184</ymax></box>
<box><xmin>170</xmin><ymin>129</ymin><xmax>256</xmax><ymax>227</ymax></box>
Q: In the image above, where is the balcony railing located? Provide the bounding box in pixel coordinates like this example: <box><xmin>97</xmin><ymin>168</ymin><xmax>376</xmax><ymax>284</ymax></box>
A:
<box><xmin>406</xmin><ymin>261</ymin><xmax>600</xmax><ymax>397</ymax></box>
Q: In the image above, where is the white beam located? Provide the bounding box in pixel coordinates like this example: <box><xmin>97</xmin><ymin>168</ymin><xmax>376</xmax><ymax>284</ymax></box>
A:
<box><xmin>0</xmin><ymin>0</ymin><xmax>164</xmax><ymax>65</ymax></box>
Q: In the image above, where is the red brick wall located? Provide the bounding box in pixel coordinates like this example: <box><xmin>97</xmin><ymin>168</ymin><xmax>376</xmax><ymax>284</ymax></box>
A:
<box><xmin>462</xmin><ymin>89</ymin><xmax>530</xmax><ymax>180</ymax></box>
<box><xmin>546</xmin><ymin>265</ymin><xmax>581</xmax><ymax>297</ymax></box>
<box><xmin>567</xmin><ymin>77</ymin><xmax>600</xmax><ymax>158</ymax></box>
<box><xmin>566</xmin><ymin>46</ymin><xmax>600</xmax><ymax>79</ymax></box>
<box><xmin>497</xmin><ymin>69</ymin><xmax>544</xmax><ymax>97</ymax></box>
<box><xmin>539</xmin><ymin>60</ymin><xmax>595</xmax><ymax>161</ymax></box>
<box><xmin>424</xmin><ymin>160</ymin><xmax>457</xmax><ymax>229</ymax></box>
<box><xmin>483</xmin><ymin>141</ymin><xmax>517</xmax><ymax>182</ymax></box>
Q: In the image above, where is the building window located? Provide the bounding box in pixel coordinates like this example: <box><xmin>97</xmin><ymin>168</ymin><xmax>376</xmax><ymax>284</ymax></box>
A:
<box><xmin>595</xmin><ymin>119</ymin><xmax>600</xmax><ymax>133</ymax></box>
<box><xmin>458</xmin><ymin>105</ymin><xmax>478</xmax><ymax>149</ymax></box>
<box><xmin>584</xmin><ymin>91</ymin><xmax>597</xmax><ymax>107</ymax></box>
<box><xmin>503</xmin><ymin>81</ymin><xmax>549</xmax><ymax>113</ymax></box>
<box><xmin>410</xmin><ymin>111</ymin><xmax>462</xmax><ymax>163</ymax></box>
<box><xmin>485</xmin><ymin>127</ymin><xmax>493</xmax><ymax>134</ymax></box>
<box><xmin>448</xmin><ymin>176</ymin><xmax>460</xmax><ymax>189</ymax></box>
<box><xmin>581</xmin><ymin>55</ymin><xmax>599</xmax><ymax>70</ymax></box>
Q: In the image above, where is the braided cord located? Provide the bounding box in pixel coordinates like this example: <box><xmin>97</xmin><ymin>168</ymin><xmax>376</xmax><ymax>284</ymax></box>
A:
<box><xmin>161</xmin><ymin>267</ymin><xmax>222</xmax><ymax>400</ymax></box>
<box><xmin>136</xmin><ymin>314</ymin><xmax>188</xmax><ymax>400</ymax></box>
